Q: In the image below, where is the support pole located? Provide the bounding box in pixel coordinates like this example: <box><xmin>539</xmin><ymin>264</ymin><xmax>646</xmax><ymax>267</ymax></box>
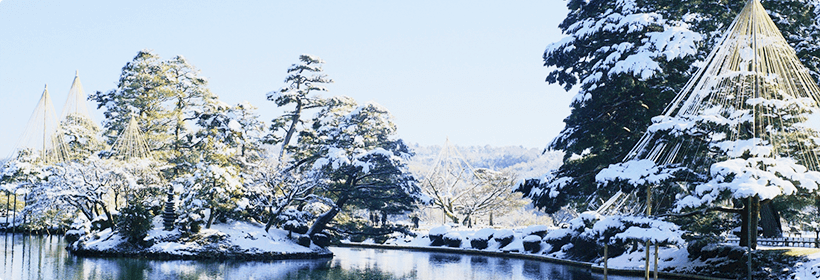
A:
<box><xmin>604</xmin><ymin>244</ymin><xmax>609</xmax><ymax>280</ymax></box>
<box><xmin>645</xmin><ymin>241</ymin><xmax>650</xmax><ymax>280</ymax></box>
<box><xmin>12</xmin><ymin>190</ymin><xmax>17</xmax><ymax>233</ymax></box>
<box><xmin>747</xmin><ymin>196</ymin><xmax>753</xmax><ymax>280</ymax></box>
<box><xmin>645</xmin><ymin>185</ymin><xmax>652</xmax><ymax>280</ymax></box>
<box><xmin>654</xmin><ymin>244</ymin><xmax>659</xmax><ymax>280</ymax></box>
<box><xmin>5</xmin><ymin>190</ymin><xmax>10</xmax><ymax>226</ymax></box>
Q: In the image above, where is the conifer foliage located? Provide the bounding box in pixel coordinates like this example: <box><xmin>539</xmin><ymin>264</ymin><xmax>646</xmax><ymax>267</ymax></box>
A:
<box><xmin>523</xmin><ymin>0</ymin><xmax>820</xmax><ymax>214</ymax></box>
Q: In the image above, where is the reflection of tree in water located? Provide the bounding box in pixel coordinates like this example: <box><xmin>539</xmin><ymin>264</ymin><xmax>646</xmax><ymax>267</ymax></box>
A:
<box><xmin>283</xmin><ymin>264</ymin><xmax>417</xmax><ymax>280</ymax></box>
<box><xmin>522</xmin><ymin>260</ymin><xmax>542</xmax><ymax>279</ymax></box>
<box><xmin>429</xmin><ymin>253</ymin><xmax>462</xmax><ymax>265</ymax></box>
<box><xmin>469</xmin><ymin>256</ymin><xmax>488</xmax><ymax>266</ymax></box>
<box><xmin>547</xmin><ymin>266</ymin><xmax>597</xmax><ymax>280</ymax></box>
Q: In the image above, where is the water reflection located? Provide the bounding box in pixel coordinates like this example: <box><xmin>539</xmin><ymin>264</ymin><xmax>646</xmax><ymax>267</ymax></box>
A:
<box><xmin>2</xmin><ymin>233</ymin><xmax>667</xmax><ymax>280</ymax></box>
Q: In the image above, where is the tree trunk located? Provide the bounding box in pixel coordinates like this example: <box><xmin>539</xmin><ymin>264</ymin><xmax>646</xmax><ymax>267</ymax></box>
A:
<box><xmin>278</xmin><ymin>99</ymin><xmax>303</xmax><ymax>163</ymax></box>
<box><xmin>206</xmin><ymin>204</ymin><xmax>216</xmax><ymax>229</ymax></box>
<box><xmin>759</xmin><ymin>203</ymin><xmax>782</xmax><ymax>238</ymax></box>
<box><xmin>739</xmin><ymin>196</ymin><xmax>760</xmax><ymax>249</ymax></box>
<box><xmin>265</xmin><ymin>205</ymin><xmax>288</xmax><ymax>232</ymax></box>
<box><xmin>99</xmin><ymin>202</ymin><xmax>114</xmax><ymax>230</ymax></box>
<box><xmin>307</xmin><ymin>194</ymin><xmax>349</xmax><ymax>236</ymax></box>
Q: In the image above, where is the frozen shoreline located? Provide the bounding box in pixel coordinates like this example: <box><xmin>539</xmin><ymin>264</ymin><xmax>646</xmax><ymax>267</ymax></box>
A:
<box><xmin>65</xmin><ymin>216</ymin><xmax>332</xmax><ymax>261</ymax></box>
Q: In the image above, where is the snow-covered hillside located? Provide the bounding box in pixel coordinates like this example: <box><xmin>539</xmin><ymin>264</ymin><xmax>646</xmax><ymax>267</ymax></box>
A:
<box><xmin>407</xmin><ymin>143</ymin><xmax>562</xmax><ymax>181</ymax></box>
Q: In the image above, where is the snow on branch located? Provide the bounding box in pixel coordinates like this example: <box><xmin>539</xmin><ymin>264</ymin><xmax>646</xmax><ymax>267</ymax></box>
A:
<box><xmin>596</xmin><ymin>159</ymin><xmax>680</xmax><ymax>186</ymax></box>
<box><xmin>675</xmin><ymin>156</ymin><xmax>820</xmax><ymax>211</ymax></box>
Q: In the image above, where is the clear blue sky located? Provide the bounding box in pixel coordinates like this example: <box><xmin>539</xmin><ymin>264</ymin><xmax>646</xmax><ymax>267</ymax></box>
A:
<box><xmin>0</xmin><ymin>0</ymin><xmax>572</xmax><ymax>157</ymax></box>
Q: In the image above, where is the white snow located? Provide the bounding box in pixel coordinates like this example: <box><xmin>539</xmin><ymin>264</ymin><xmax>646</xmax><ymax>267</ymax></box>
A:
<box><xmin>72</xmin><ymin>217</ymin><xmax>329</xmax><ymax>257</ymax></box>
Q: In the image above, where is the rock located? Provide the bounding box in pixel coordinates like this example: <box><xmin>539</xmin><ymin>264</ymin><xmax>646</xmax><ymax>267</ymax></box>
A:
<box><xmin>296</xmin><ymin>235</ymin><xmax>311</xmax><ymax>247</ymax></box>
<box><xmin>311</xmin><ymin>233</ymin><xmax>330</xmax><ymax>247</ymax></box>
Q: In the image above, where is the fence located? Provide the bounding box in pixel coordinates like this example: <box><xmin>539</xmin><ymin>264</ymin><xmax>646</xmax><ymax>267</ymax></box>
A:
<box><xmin>725</xmin><ymin>236</ymin><xmax>820</xmax><ymax>248</ymax></box>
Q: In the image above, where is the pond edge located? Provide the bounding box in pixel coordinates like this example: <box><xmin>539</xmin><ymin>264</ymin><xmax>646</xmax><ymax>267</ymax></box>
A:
<box><xmin>335</xmin><ymin>242</ymin><xmax>733</xmax><ymax>280</ymax></box>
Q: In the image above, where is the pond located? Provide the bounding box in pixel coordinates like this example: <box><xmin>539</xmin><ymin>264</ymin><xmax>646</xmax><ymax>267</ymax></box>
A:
<box><xmin>0</xmin><ymin>233</ymin><xmax>665</xmax><ymax>280</ymax></box>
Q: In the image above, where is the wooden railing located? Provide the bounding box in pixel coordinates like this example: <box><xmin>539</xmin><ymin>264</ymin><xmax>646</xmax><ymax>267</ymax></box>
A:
<box><xmin>725</xmin><ymin>236</ymin><xmax>820</xmax><ymax>248</ymax></box>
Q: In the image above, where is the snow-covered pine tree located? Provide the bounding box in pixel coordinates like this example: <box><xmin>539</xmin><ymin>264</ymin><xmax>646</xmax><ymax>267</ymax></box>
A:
<box><xmin>178</xmin><ymin>99</ymin><xmax>266</xmax><ymax>229</ymax></box>
<box><xmin>291</xmin><ymin>96</ymin><xmax>419</xmax><ymax>236</ymax></box>
<box><xmin>90</xmin><ymin>50</ymin><xmax>216</xmax><ymax>178</ymax></box>
<box><xmin>58</xmin><ymin>114</ymin><xmax>105</xmax><ymax>162</ymax></box>
<box><xmin>266</xmin><ymin>54</ymin><xmax>333</xmax><ymax>163</ymax></box>
<box><xmin>523</xmin><ymin>0</ymin><xmax>820</xmax><ymax>214</ymax></box>
<box><xmin>596</xmin><ymin>0</ymin><xmax>820</xmax><ymax>248</ymax></box>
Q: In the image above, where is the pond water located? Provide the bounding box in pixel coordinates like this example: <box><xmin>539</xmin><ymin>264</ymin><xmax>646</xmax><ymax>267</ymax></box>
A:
<box><xmin>0</xmin><ymin>233</ymin><xmax>665</xmax><ymax>280</ymax></box>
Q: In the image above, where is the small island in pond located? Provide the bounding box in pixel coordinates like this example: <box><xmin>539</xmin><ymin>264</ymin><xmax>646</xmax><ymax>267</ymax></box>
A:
<box><xmin>66</xmin><ymin>216</ymin><xmax>332</xmax><ymax>260</ymax></box>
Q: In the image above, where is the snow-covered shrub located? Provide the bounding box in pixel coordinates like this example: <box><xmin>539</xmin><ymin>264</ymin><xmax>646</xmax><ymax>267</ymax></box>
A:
<box><xmin>523</xmin><ymin>235</ymin><xmax>542</xmax><ymax>253</ymax></box>
<box><xmin>542</xmin><ymin>211</ymin><xmax>601</xmax><ymax>260</ymax></box>
<box><xmin>283</xmin><ymin>220</ymin><xmax>308</xmax><ymax>235</ymax></box>
<box><xmin>175</xmin><ymin>212</ymin><xmax>204</xmax><ymax>234</ymax></box>
<box><xmin>493</xmin><ymin>229</ymin><xmax>515</xmax><ymax>247</ymax></box>
<box><xmin>117</xmin><ymin>203</ymin><xmax>155</xmax><ymax>244</ymax></box>
<box><xmin>276</xmin><ymin>208</ymin><xmax>312</xmax><ymax>234</ymax></box>
<box><xmin>523</xmin><ymin>225</ymin><xmax>549</xmax><ymax>238</ymax></box>
<box><xmin>443</xmin><ymin>232</ymin><xmax>462</xmax><ymax>248</ymax></box>
<box><xmin>470</xmin><ymin>228</ymin><xmax>496</xmax><ymax>249</ymax></box>
<box><xmin>428</xmin><ymin>225</ymin><xmax>449</xmax><ymax>246</ymax></box>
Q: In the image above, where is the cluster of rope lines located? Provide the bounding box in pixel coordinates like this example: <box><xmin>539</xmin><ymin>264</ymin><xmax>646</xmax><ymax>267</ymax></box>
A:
<box><xmin>12</xmin><ymin>72</ymin><xmax>153</xmax><ymax>164</ymax></box>
<box><xmin>599</xmin><ymin>0</ymin><xmax>820</xmax><ymax>216</ymax></box>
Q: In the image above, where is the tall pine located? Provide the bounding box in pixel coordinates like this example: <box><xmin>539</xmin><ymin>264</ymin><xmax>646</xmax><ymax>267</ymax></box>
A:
<box><xmin>522</xmin><ymin>0</ymin><xmax>820</xmax><ymax>213</ymax></box>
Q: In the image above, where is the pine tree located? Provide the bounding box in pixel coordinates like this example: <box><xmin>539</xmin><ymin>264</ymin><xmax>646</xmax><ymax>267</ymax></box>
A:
<box><xmin>90</xmin><ymin>50</ymin><xmax>216</xmax><ymax>178</ymax></box>
<box><xmin>289</xmin><ymin>97</ymin><xmax>419</xmax><ymax>236</ymax></box>
<box><xmin>524</xmin><ymin>0</ymin><xmax>820</xmax><ymax>214</ymax></box>
<box><xmin>178</xmin><ymin>99</ymin><xmax>266</xmax><ymax>228</ymax></box>
<box><xmin>266</xmin><ymin>54</ymin><xmax>333</xmax><ymax>163</ymax></box>
<box><xmin>594</xmin><ymin>0</ymin><xmax>820</xmax><ymax>248</ymax></box>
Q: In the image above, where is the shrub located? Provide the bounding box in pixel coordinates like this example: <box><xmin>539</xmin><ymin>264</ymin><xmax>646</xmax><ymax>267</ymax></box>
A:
<box><xmin>429</xmin><ymin>226</ymin><xmax>449</xmax><ymax>246</ymax></box>
<box><xmin>523</xmin><ymin>235</ymin><xmax>541</xmax><ymax>253</ymax></box>
<box><xmin>494</xmin><ymin>229</ymin><xmax>514</xmax><ymax>248</ymax></box>
<box><xmin>443</xmin><ymin>232</ymin><xmax>462</xmax><ymax>248</ymax></box>
<box><xmin>117</xmin><ymin>203</ymin><xmax>155</xmax><ymax>244</ymax></box>
<box><xmin>470</xmin><ymin>228</ymin><xmax>495</xmax><ymax>250</ymax></box>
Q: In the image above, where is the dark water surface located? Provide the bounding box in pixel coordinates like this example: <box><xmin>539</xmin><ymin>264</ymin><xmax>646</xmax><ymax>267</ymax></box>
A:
<box><xmin>0</xmin><ymin>233</ymin><xmax>663</xmax><ymax>280</ymax></box>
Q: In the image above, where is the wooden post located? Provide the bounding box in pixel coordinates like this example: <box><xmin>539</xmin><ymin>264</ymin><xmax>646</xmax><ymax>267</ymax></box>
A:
<box><xmin>604</xmin><ymin>244</ymin><xmax>608</xmax><ymax>280</ymax></box>
<box><xmin>5</xmin><ymin>190</ymin><xmax>10</xmax><ymax>226</ymax></box>
<box><xmin>645</xmin><ymin>185</ymin><xmax>652</xmax><ymax>280</ymax></box>
<box><xmin>11</xmin><ymin>190</ymin><xmax>17</xmax><ymax>233</ymax></box>
<box><xmin>747</xmin><ymin>196</ymin><xmax>753</xmax><ymax>280</ymax></box>
<box><xmin>654</xmin><ymin>244</ymin><xmax>659</xmax><ymax>280</ymax></box>
<box><xmin>645</xmin><ymin>241</ymin><xmax>650</xmax><ymax>280</ymax></box>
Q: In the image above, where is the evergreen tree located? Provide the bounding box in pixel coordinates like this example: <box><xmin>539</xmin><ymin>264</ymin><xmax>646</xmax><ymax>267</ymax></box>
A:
<box><xmin>265</xmin><ymin>54</ymin><xmax>333</xmax><ymax>163</ymax></box>
<box><xmin>523</xmin><ymin>0</ymin><xmax>820</xmax><ymax>214</ymax></box>
<box><xmin>289</xmin><ymin>96</ymin><xmax>419</xmax><ymax>236</ymax></box>
<box><xmin>58</xmin><ymin>114</ymin><xmax>105</xmax><ymax>161</ymax></box>
<box><xmin>178</xmin><ymin>99</ymin><xmax>266</xmax><ymax>228</ymax></box>
<box><xmin>90</xmin><ymin>50</ymin><xmax>216</xmax><ymax>178</ymax></box>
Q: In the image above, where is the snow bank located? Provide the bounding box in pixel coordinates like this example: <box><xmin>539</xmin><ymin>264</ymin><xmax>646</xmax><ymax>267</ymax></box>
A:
<box><xmin>68</xmin><ymin>216</ymin><xmax>331</xmax><ymax>260</ymax></box>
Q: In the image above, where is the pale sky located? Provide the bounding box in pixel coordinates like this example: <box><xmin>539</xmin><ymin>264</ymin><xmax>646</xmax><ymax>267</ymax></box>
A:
<box><xmin>0</xmin><ymin>0</ymin><xmax>573</xmax><ymax>157</ymax></box>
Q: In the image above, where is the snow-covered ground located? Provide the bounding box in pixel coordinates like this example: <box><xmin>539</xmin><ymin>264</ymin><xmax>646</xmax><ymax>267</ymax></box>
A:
<box><xmin>68</xmin><ymin>216</ymin><xmax>331</xmax><ymax>259</ymax></box>
<box><xmin>348</xmin><ymin>224</ymin><xmax>820</xmax><ymax>279</ymax></box>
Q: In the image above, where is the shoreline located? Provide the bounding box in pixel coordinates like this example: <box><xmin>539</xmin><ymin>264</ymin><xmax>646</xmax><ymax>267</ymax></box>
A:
<box><xmin>67</xmin><ymin>245</ymin><xmax>333</xmax><ymax>261</ymax></box>
<box><xmin>335</xmin><ymin>242</ymin><xmax>733</xmax><ymax>280</ymax></box>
